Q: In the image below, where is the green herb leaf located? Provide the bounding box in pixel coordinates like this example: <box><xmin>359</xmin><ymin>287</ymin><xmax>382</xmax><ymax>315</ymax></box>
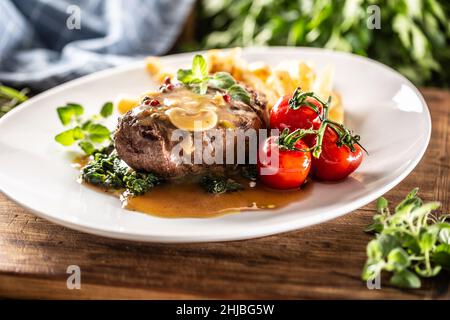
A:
<box><xmin>432</xmin><ymin>244</ymin><xmax>450</xmax><ymax>269</ymax></box>
<box><xmin>78</xmin><ymin>141</ymin><xmax>96</xmax><ymax>155</ymax></box>
<box><xmin>439</xmin><ymin>227</ymin><xmax>450</xmax><ymax>245</ymax></box>
<box><xmin>227</xmin><ymin>84</ymin><xmax>251</xmax><ymax>105</ymax></box>
<box><xmin>55</xmin><ymin>127</ymin><xmax>84</xmax><ymax>146</ymax></box>
<box><xmin>87</xmin><ymin>124</ymin><xmax>111</xmax><ymax>143</ymax></box>
<box><xmin>390</xmin><ymin>270</ymin><xmax>421</xmax><ymax>289</ymax></box>
<box><xmin>176</xmin><ymin>69</ymin><xmax>196</xmax><ymax>83</ymax></box>
<box><xmin>192</xmin><ymin>54</ymin><xmax>208</xmax><ymax>78</ymax></box>
<box><xmin>362</xmin><ymin>260</ymin><xmax>385</xmax><ymax>281</ymax></box>
<box><xmin>57</xmin><ymin>104</ymin><xmax>84</xmax><ymax>125</ymax></box>
<box><xmin>378</xmin><ymin>234</ymin><xmax>400</xmax><ymax>257</ymax></box>
<box><xmin>210</xmin><ymin>72</ymin><xmax>236</xmax><ymax>89</ymax></box>
<box><xmin>419</xmin><ymin>230</ymin><xmax>437</xmax><ymax>252</ymax></box>
<box><xmin>366</xmin><ymin>239</ymin><xmax>383</xmax><ymax>262</ymax></box>
<box><xmin>376</xmin><ymin>197</ymin><xmax>389</xmax><ymax>213</ymax></box>
<box><xmin>362</xmin><ymin>188</ymin><xmax>449</xmax><ymax>289</ymax></box>
<box><xmin>57</xmin><ymin>106</ymin><xmax>74</xmax><ymax>126</ymax></box>
<box><xmin>100</xmin><ymin>102</ymin><xmax>113</xmax><ymax>118</ymax></box>
<box><xmin>55</xmin><ymin>101</ymin><xmax>113</xmax><ymax>155</ymax></box>
<box><xmin>67</xmin><ymin>103</ymin><xmax>84</xmax><ymax>116</ymax></box>
<box><xmin>386</xmin><ymin>248</ymin><xmax>410</xmax><ymax>272</ymax></box>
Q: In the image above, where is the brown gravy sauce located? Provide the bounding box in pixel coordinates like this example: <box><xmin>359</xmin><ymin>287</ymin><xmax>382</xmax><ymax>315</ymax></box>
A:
<box><xmin>123</xmin><ymin>179</ymin><xmax>311</xmax><ymax>218</ymax></box>
<box><xmin>73</xmin><ymin>157</ymin><xmax>311</xmax><ymax>219</ymax></box>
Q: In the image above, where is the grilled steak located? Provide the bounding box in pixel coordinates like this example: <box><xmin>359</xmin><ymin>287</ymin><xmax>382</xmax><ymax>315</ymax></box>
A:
<box><xmin>114</xmin><ymin>85</ymin><xmax>267</xmax><ymax>178</ymax></box>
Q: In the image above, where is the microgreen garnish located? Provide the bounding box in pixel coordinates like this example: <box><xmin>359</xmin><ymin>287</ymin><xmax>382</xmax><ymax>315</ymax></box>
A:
<box><xmin>176</xmin><ymin>55</ymin><xmax>251</xmax><ymax>104</ymax></box>
<box><xmin>55</xmin><ymin>102</ymin><xmax>113</xmax><ymax>155</ymax></box>
<box><xmin>362</xmin><ymin>189</ymin><xmax>450</xmax><ymax>289</ymax></box>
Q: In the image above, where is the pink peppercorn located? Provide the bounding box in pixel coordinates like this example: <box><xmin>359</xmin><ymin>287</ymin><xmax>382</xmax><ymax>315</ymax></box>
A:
<box><xmin>223</xmin><ymin>93</ymin><xmax>231</xmax><ymax>103</ymax></box>
<box><xmin>150</xmin><ymin>99</ymin><xmax>160</xmax><ymax>106</ymax></box>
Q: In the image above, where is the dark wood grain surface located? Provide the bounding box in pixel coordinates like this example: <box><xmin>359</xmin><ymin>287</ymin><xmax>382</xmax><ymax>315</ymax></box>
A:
<box><xmin>0</xmin><ymin>88</ymin><xmax>449</xmax><ymax>299</ymax></box>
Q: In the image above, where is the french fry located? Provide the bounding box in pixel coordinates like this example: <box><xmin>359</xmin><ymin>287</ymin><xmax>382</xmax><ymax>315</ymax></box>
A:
<box><xmin>144</xmin><ymin>48</ymin><xmax>344</xmax><ymax>119</ymax></box>
<box><xmin>328</xmin><ymin>91</ymin><xmax>344</xmax><ymax>124</ymax></box>
<box><xmin>266</xmin><ymin>70</ymin><xmax>297</xmax><ymax>97</ymax></box>
<box><xmin>313</xmin><ymin>65</ymin><xmax>334</xmax><ymax>102</ymax></box>
<box><xmin>247</xmin><ymin>61</ymin><xmax>271</xmax><ymax>82</ymax></box>
<box><xmin>296</xmin><ymin>62</ymin><xmax>316</xmax><ymax>92</ymax></box>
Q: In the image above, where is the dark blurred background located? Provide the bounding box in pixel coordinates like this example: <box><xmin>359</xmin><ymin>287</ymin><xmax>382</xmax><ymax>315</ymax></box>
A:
<box><xmin>0</xmin><ymin>0</ymin><xmax>449</xmax><ymax>115</ymax></box>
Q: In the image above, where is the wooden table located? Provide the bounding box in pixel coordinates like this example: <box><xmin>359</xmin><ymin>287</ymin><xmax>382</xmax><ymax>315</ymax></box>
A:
<box><xmin>0</xmin><ymin>88</ymin><xmax>449</xmax><ymax>299</ymax></box>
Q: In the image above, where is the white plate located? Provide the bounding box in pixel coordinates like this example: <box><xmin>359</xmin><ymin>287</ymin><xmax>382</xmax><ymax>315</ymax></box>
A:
<box><xmin>0</xmin><ymin>47</ymin><xmax>431</xmax><ymax>243</ymax></box>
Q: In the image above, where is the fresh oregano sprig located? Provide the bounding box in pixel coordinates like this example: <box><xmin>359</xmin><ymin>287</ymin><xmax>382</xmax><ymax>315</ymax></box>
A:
<box><xmin>55</xmin><ymin>101</ymin><xmax>113</xmax><ymax>155</ymax></box>
<box><xmin>362</xmin><ymin>188</ymin><xmax>450</xmax><ymax>289</ymax></box>
<box><xmin>176</xmin><ymin>55</ymin><xmax>251</xmax><ymax>104</ymax></box>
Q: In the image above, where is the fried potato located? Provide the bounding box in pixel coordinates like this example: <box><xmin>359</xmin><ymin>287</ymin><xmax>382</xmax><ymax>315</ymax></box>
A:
<box><xmin>146</xmin><ymin>56</ymin><xmax>175</xmax><ymax>83</ymax></box>
<box><xmin>241</xmin><ymin>72</ymin><xmax>279</xmax><ymax>108</ymax></box>
<box><xmin>144</xmin><ymin>48</ymin><xmax>344</xmax><ymax>119</ymax></box>
<box><xmin>247</xmin><ymin>61</ymin><xmax>271</xmax><ymax>82</ymax></box>
<box><xmin>313</xmin><ymin>65</ymin><xmax>334</xmax><ymax>102</ymax></box>
<box><xmin>328</xmin><ymin>91</ymin><xmax>344</xmax><ymax>124</ymax></box>
<box><xmin>145</xmin><ymin>56</ymin><xmax>162</xmax><ymax>76</ymax></box>
<box><xmin>267</xmin><ymin>69</ymin><xmax>298</xmax><ymax>96</ymax></box>
<box><xmin>115</xmin><ymin>94</ymin><xmax>139</xmax><ymax>114</ymax></box>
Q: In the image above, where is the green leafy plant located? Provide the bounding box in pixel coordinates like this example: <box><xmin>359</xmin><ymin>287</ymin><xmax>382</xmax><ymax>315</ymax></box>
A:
<box><xmin>177</xmin><ymin>54</ymin><xmax>251</xmax><ymax>103</ymax></box>
<box><xmin>362</xmin><ymin>188</ymin><xmax>450</xmax><ymax>288</ymax></box>
<box><xmin>55</xmin><ymin>102</ymin><xmax>113</xmax><ymax>155</ymax></box>
<box><xmin>81</xmin><ymin>150</ymin><xmax>161</xmax><ymax>196</ymax></box>
<box><xmin>198</xmin><ymin>0</ymin><xmax>450</xmax><ymax>87</ymax></box>
<box><xmin>0</xmin><ymin>85</ymin><xmax>29</xmax><ymax>118</ymax></box>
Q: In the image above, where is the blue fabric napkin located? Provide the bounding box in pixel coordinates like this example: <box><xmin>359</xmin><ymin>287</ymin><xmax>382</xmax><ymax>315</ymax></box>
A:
<box><xmin>0</xmin><ymin>0</ymin><xmax>195</xmax><ymax>91</ymax></box>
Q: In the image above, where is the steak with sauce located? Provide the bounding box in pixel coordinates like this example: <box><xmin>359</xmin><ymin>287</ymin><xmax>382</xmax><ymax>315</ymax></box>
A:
<box><xmin>114</xmin><ymin>85</ymin><xmax>267</xmax><ymax>178</ymax></box>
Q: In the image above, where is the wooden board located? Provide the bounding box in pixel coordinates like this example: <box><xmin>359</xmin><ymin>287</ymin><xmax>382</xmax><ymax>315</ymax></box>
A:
<box><xmin>0</xmin><ymin>88</ymin><xmax>449</xmax><ymax>299</ymax></box>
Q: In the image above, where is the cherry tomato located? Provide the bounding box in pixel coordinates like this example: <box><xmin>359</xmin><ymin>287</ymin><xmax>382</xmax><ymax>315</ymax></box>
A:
<box><xmin>257</xmin><ymin>136</ymin><xmax>311</xmax><ymax>189</ymax></box>
<box><xmin>270</xmin><ymin>94</ymin><xmax>323</xmax><ymax>146</ymax></box>
<box><xmin>311</xmin><ymin>127</ymin><xmax>363</xmax><ymax>181</ymax></box>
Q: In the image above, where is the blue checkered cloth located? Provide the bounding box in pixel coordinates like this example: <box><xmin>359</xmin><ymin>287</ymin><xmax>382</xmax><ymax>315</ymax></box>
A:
<box><xmin>0</xmin><ymin>0</ymin><xmax>194</xmax><ymax>91</ymax></box>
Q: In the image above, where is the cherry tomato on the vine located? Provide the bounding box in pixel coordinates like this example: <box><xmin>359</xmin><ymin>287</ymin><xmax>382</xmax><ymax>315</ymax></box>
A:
<box><xmin>311</xmin><ymin>127</ymin><xmax>363</xmax><ymax>181</ymax></box>
<box><xmin>257</xmin><ymin>136</ymin><xmax>311</xmax><ymax>189</ymax></box>
<box><xmin>270</xmin><ymin>94</ymin><xmax>323</xmax><ymax>146</ymax></box>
